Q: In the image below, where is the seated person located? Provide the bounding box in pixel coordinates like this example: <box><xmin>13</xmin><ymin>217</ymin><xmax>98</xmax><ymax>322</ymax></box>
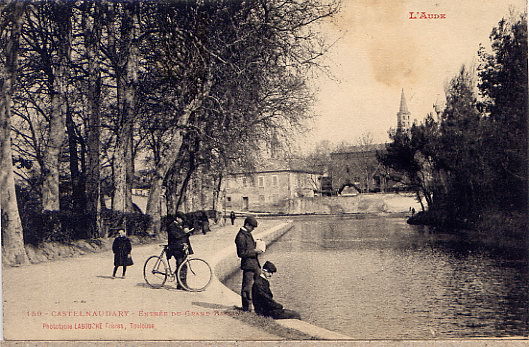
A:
<box><xmin>251</xmin><ymin>261</ymin><xmax>301</xmax><ymax>320</ymax></box>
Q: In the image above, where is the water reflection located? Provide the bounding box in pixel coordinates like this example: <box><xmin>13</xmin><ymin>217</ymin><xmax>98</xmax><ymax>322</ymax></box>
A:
<box><xmin>226</xmin><ymin>216</ymin><xmax>528</xmax><ymax>339</ymax></box>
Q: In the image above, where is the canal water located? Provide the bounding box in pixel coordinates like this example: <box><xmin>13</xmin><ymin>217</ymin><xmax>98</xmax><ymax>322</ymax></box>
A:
<box><xmin>224</xmin><ymin>216</ymin><xmax>528</xmax><ymax>339</ymax></box>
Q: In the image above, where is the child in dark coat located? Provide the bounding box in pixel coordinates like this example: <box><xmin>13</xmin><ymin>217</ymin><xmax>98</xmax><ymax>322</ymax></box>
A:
<box><xmin>112</xmin><ymin>229</ymin><xmax>132</xmax><ymax>279</ymax></box>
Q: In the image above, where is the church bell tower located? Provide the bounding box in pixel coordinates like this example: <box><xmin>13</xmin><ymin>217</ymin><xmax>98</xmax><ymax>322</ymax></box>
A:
<box><xmin>397</xmin><ymin>88</ymin><xmax>411</xmax><ymax>130</ymax></box>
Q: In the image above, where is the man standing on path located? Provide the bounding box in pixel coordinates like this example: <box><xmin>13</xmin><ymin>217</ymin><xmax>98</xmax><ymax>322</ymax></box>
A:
<box><xmin>235</xmin><ymin>216</ymin><xmax>262</xmax><ymax>312</ymax></box>
<box><xmin>167</xmin><ymin>212</ymin><xmax>193</xmax><ymax>290</ymax></box>
<box><xmin>230</xmin><ymin>211</ymin><xmax>236</xmax><ymax>225</ymax></box>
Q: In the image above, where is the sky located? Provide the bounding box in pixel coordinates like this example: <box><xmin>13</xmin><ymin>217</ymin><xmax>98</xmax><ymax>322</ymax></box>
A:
<box><xmin>296</xmin><ymin>0</ymin><xmax>526</xmax><ymax>152</ymax></box>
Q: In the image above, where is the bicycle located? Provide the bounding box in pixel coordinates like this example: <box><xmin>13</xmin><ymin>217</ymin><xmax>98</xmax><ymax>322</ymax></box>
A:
<box><xmin>143</xmin><ymin>245</ymin><xmax>212</xmax><ymax>292</ymax></box>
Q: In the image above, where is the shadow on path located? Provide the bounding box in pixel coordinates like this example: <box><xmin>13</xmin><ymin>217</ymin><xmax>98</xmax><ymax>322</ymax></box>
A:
<box><xmin>136</xmin><ymin>282</ymin><xmax>190</xmax><ymax>295</ymax></box>
<box><xmin>192</xmin><ymin>301</ymin><xmax>234</xmax><ymax>310</ymax></box>
<box><xmin>135</xmin><ymin>282</ymin><xmax>155</xmax><ymax>288</ymax></box>
<box><xmin>96</xmin><ymin>275</ymin><xmax>116</xmax><ymax>279</ymax></box>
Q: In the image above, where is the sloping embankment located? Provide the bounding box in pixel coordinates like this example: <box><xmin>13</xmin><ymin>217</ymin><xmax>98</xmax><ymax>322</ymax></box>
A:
<box><xmin>209</xmin><ymin>221</ymin><xmax>351</xmax><ymax>340</ymax></box>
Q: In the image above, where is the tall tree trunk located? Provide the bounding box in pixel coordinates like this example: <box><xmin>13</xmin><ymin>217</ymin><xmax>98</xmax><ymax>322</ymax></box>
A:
<box><xmin>66</xmin><ymin>105</ymin><xmax>85</xmax><ymax>212</ymax></box>
<box><xmin>415</xmin><ymin>190</ymin><xmax>425</xmax><ymax>211</ymax></box>
<box><xmin>84</xmin><ymin>2</ymin><xmax>102</xmax><ymax>238</ymax></box>
<box><xmin>112</xmin><ymin>2</ymin><xmax>137</xmax><ymax>212</ymax></box>
<box><xmin>165</xmin><ymin>168</ymin><xmax>178</xmax><ymax>216</ymax></box>
<box><xmin>199</xmin><ymin>173</ymin><xmax>207</xmax><ymax>209</ymax></box>
<box><xmin>176</xmin><ymin>167</ymin><xmax>195</xmax><ymax>212</ymax></box>
<box><xmin>41</xmin><ymin>1</ymin><xmax>72</xmax><ymax>211</ymax></box>
<box><xmin>164</xmin><ymin>157</ymin><xmax>187</xmax><ymax>216</ymax></box>
<box><xmin>126</xmin><ymin>132</ymin><xmax>134</xmax><ymax>211</ymax></box>
<box><xmin>113</xmin><ymin>122</ymin><xmax>132</xmax><ymax>212</ymax></box>
<box><xmin>145</xmin><ymin>142</ymin><xmax>183</xmax><ymax>232</ymax></box>
<box><xmin>41</xmin><ymin>87</ymin><xmax>66</xmax><ymax>211</ymax></box>
<box><xmin>0</xmin><ymin>1</ymin><xmax>29</xmax><ymax>265</ymax></box>
<box><xmin>212</xmin><ymin>174</ymin><xmax>223</xmax><ymax>211</ymax></box>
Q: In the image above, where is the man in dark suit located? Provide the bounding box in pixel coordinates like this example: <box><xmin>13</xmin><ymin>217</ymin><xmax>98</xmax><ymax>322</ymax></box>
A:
<box><xmin>252</xmin><ymin>261</ymin><xmax>301</xmax><ymax>319</ymax></box>
<box><xmin>167</xmin><ymin>212</ymin><xmax>193</xmax><ymax>290</ymax></box>
<box><xmin>234</xmin><ymin>215</ymin><xmax>262</xmax><ymax>312</ymax></box>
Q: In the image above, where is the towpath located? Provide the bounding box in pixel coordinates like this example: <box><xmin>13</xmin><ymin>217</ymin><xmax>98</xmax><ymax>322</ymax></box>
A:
<box><xmin>3</xmin><ymin>219</ymin><xmax>291</xmax><ymax>341</ymax></box>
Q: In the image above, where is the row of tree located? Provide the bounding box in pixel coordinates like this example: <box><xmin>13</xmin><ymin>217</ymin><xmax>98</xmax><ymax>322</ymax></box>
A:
<box><xmin>0</xmin><ymin>0</ymin><xmax>339</xmax><ymax>265</ymax></box>
<box><xmin>379</xmin><ymin>12</ymin><xmax>527</xmax><ymax>230</ymax></box>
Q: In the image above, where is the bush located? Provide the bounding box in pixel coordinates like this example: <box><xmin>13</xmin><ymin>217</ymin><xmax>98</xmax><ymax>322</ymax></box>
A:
<box><xmin>20</xmin><ymin>209</ymin><xmax>152</xmax><ymax>245</ymax></box>
<box><xmin>21</xmin><ymin>211</ymin><xmax>93</xmax><ymax>245</ymax></box>
<box><xmin>475</xmin><ymin>210</ymin><xmax>527</xmax><ymax>239</ymax></box>
<box><xmin>16</xmin><ymin>184</ymin><xmax>152</xmax><ymax>242</ymax></box>
<box><xmin>16</xmin><ymin>184</ymin><xmax>41</xmax><ymax>216</ymax></box>
<box><xmin>406</xmin><ymin>209</ymin><xmax>470</xmax><ymax>230</ymax></box>
<box><xmin>101</xmin><ymin>208</ymin><xmax>152</xmax><ymax>237</ymax></box>
<box><xmin>205</xmin><ymin>209</ymin><xmax>222</xmax><ymax>222</ymax></box>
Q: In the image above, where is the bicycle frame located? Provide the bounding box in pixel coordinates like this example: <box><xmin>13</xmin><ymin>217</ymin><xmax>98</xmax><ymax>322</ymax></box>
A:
<box><xmin>145</xmin><ymin>244</ymin><xmax>211</xmax><ymax>291</ymax></box>
<box><xmin>160</xmin><ymin>245</ymin><xmax>191</xmax><ymax>277</ymax></box>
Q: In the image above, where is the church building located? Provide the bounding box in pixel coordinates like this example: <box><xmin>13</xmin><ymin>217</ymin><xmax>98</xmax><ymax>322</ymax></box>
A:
<box><xmin>329</xmin><ymin>88</ymin><xmax>412</xmax><ymax>193</ymax></box>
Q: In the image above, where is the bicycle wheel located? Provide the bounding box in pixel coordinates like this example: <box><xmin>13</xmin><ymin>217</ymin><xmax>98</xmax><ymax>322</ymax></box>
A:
<box><xmin>177</xmin><ymin>258</ymin><xmax>212</xmax><ymax>292</ymax></box>
<box><xmin>143</xmin><ymin>256</ymin><xmax>168</xmax><ymax>288</ymax></box>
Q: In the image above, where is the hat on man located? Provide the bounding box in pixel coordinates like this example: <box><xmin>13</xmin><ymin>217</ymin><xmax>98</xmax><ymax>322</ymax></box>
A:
<box><xmin>262</xmin><ymin>261</ymin><xmax>277</xmax><ymax>273</ymax></box>
<box><xmin>174</xmin><ymin>211</ymin><xmax>187</xmax><ymax>222</ymax></box>
<box><xmin>244</xmin><ymin>215</ymin><xmax>258</xmax><ymax>227</ymax></box>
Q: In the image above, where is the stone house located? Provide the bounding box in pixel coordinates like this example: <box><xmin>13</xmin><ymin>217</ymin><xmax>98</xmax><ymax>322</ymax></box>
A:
<box><xmin>222</xmin><ymin>165</ymin><xmax>322</xmax><ymax>212</ymax></box>
<box><xmin>330</xmin><ymin>144</ymin><xmax>388</xmax><ymax>193</ymax></box>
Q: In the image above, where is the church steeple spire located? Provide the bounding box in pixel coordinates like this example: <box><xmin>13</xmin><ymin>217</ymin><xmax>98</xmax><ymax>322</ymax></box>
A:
<box><xmin>397</xmin><ymin>88</ymin><xmax>411</xmax><ymax>130</ymax></box>
<box><xmin>399</xmin><ymin>88</ymin><xmax>409</xmax><ymax>114</ymax></box>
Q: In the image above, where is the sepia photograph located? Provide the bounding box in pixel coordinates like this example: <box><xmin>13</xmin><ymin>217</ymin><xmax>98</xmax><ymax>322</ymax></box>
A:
<box><xmin>0</xmin><ymin>0</ymin><xmax>527</xmax><ymax>342</ymax></box>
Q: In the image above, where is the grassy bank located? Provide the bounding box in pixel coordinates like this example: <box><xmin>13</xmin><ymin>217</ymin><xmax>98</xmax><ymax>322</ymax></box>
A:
<box><xmin>227</xmin><ymin>309</ymin><xmax>316</xmax><ymax>340</ymax></box>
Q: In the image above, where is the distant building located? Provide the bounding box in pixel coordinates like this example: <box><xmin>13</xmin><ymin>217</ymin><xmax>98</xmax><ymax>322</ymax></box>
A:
<box><xmin>330</xmin><ymin>144</ymin><xmax>388</xmax><ymax>193</ymax></box>
<box><xmin>328</xmin><ymin>88</ymin><xmax>414</xmax><ymax>193</ymax></box>
<box><xmin>222</xmin><ymin>161</ymin><xmax>322</xmax><ymax>212</ymax></box>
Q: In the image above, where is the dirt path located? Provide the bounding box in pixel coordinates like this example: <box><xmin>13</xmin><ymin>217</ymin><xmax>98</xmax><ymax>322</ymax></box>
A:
<box><xmin>3</xmin><ymin>220</ymin><xmax>285</xmax><ymax>341</ymax></box>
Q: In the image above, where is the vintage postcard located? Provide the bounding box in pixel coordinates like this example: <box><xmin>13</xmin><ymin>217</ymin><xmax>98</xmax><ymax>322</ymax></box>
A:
<box><xmin>1</xmin><ymin>0</ymin><xmax>527</xmax><ymax>343</ymax></box>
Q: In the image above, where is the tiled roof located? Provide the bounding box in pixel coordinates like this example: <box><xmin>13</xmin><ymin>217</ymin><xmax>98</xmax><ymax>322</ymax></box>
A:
<box><xmin>229</xmin><ymin>158</ymin><xmax>323</xmax><ymax>175</ymax></box>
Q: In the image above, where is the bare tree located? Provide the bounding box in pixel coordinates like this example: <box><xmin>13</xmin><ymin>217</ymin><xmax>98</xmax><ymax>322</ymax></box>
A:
<box><xmin>40</xmin><ymin>1</ymin><xmax>72</xmax><ymax>211</ymax></box>
<box><xmin>103</xmin><ymin>1</ymin><xmax>139</xmax><ymax>212</ymax></box>
<box><xmin>0</xmin><ymin>1</ymin><xmax>29</xmax><ymax>265</ymax></box>
<box><xmin>140</xmin><ymin>0</ymin><xmax>338</xmax><ymax>232</ymax></box>
<box><xmin>83</xmin><ymin>2</ymin><xmax>103</xmax><ymax>237</ymax></box>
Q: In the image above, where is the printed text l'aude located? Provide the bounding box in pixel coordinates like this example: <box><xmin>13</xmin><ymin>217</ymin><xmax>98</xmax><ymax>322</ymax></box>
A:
<box><xmin>409</xmin><ymin>12</ymin><xmax>446</xmax><ymax>20</ymax></box>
